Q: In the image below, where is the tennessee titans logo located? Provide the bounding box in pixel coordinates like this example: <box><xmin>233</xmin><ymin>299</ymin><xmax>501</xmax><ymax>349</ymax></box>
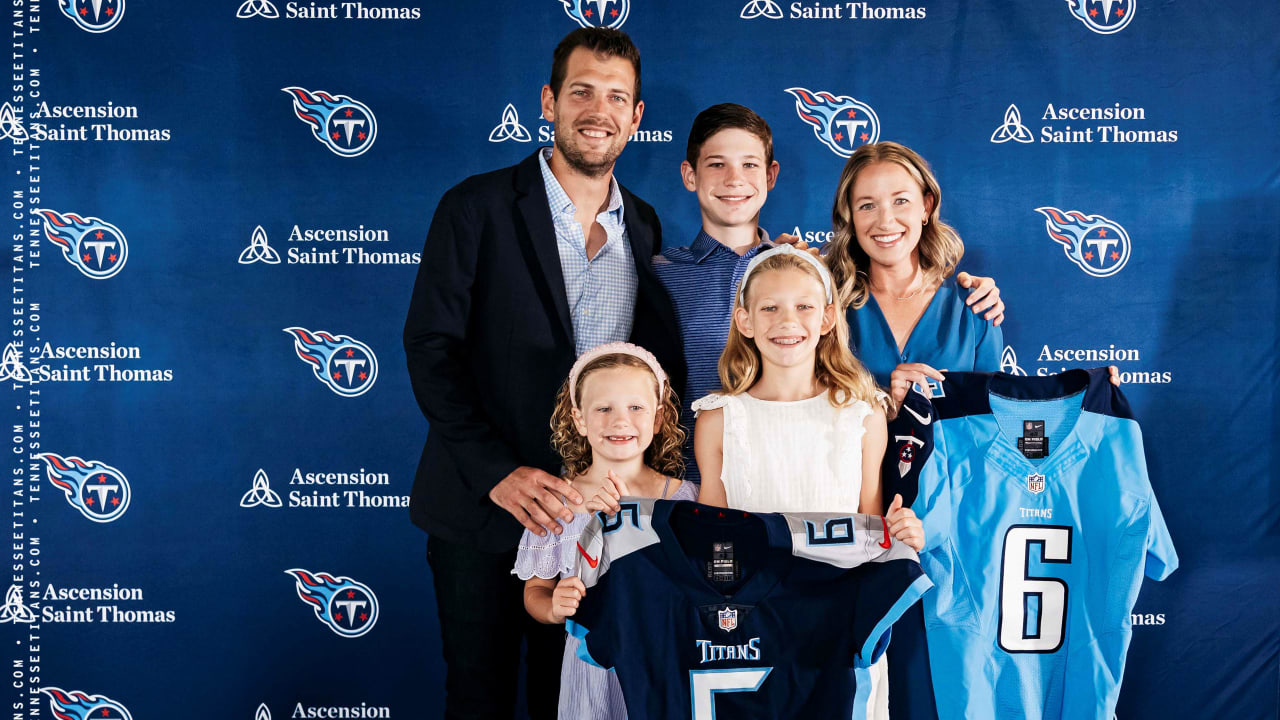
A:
<box><xmin>282</xmin><ymin>87</ymin><xmax>377</xmax><ymax>157</ymax></box>
<box><xmin>1065</xmin><ymin>0</ymin><xmax>1133</xmax><ymax>34</ymax></box>
<box><xmin>785</xmin><ymin>88</ymin><xmax>879</xmax><ymax>157</ymax></box>
<box><xmin>286</xmin><ymin>568</ymin><xmax>379</xmax><ymax>637</ymax></box>
<box><xmin>1035</xmin><ymin>207</ymin><xmax>1131</xmax><ymax>277</ymax></box>
<box><xmin>895</xmin><ymin>434</ymin><xmax>925</xmax><ymax>478</ymax></box>
<box><xmin>284</xmin><ymin>327</ymin><xmax>378</xmax><ymax>397</ymax></box>
<box><xmin>34</xmin><ymin>209</ymin><xmax>128</xmax><ymax>279</ymax></box>
<box><xmin>561</xmin><ymin>0</ymin><xmax>629</xmax><ymax>29</ymax></box>
<box><xmin>41</xmin><ymin>687</ymin><xmax>133</xmax><ymax>720</ymax></box>
<box><xmin>59</xmin><ymin>0</ymin><xmax>124</xmax><ymax>32</ymax></box>
<box><xmin>37</xmin><ymin>453</ymin><xmax>131</xmax><ymax>523</ymax></box>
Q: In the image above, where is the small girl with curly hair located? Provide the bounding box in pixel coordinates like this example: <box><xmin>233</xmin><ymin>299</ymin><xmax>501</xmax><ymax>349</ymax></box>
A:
<box><xmin>514</xmin><ymin>342</ymin><xmax>694</xmax><ymax>720</ymax></box>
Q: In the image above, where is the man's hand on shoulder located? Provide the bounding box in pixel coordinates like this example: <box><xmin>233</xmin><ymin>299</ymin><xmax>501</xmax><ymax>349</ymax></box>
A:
<box><xmin>956</xmin><ymin>272</ymin><xmax>1006</xmax><ymax>326</ymax></box>
<box><xmin>489</xmin><ymin>466</ymin><xmax>585</xmax><ymax>537</ymax></box>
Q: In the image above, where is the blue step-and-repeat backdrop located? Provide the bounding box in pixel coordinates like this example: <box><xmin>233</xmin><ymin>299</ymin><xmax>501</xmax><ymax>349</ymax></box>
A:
<box><xmin>3</xmin><ymin>0</ymin><xmax>1277</xmax><ymax>717</ymax></box>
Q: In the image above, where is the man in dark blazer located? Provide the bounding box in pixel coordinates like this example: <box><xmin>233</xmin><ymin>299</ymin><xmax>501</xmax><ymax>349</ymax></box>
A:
<box><xmin>404</xmin><ymin>28</ymin><xmax>684</xmax><ymax>720</ymax></box>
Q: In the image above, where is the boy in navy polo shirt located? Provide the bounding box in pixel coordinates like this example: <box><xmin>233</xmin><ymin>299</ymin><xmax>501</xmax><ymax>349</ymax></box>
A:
<box><xmin>653</xmin><ymin>104</ymin><xmax>782</xmax><ymax>484</ymax></box>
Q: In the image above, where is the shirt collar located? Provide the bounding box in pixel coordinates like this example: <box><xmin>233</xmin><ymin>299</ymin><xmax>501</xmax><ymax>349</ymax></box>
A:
<box><xmin>690</xmin><ymin>227</ymin><xmax>773</xmax><ymax>263</ymax></box>
<box><xmin>538</xmin><ymin>147</ymin><xmax>624</xmax><ymax>220</ymax></box>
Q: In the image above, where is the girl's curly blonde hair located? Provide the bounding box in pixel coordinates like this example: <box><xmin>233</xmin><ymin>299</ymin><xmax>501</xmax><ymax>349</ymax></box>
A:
<box><xmin>549</xmin><ymin>354</ymin><xmax>686</xmax><ymax>479</ymax></box>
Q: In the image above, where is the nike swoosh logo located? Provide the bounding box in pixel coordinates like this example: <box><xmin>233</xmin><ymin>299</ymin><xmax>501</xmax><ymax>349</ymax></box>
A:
<box><xmin>901</xmin><ymin>402</ymin><xmax>932</xmax><ymax>426</ymax></box>
<box><xmin>879</xmin><ymin>516</ymin><xmax>892</xmax><ymax>549</ymax></box>
<box><xmin>577</xmin><ymin>542</ymin><xmax>599</xmax><ymax>569</ymax></box>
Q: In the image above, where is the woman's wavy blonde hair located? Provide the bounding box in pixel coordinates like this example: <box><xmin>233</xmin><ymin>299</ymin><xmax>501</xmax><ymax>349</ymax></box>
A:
<box><xmin>828</xmin><ymin>142</ymin><xmax>964</xmax><ymax>310</ymax></box>
<box><xmin>549</xmin><ymin>354</ymin><xmax>685</xmax><ymax>479</ymax></box>
<box><xmin>718</xmin><ymin>252</ymin><xmax>884</xmax><ymax>411</ymax></box>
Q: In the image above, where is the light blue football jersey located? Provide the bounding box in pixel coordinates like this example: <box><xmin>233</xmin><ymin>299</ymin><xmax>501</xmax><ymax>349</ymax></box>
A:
<box><xmin>912</xmin><ymin>369</ymin><xmax>1177</xmax><ymax>720</ymax></box>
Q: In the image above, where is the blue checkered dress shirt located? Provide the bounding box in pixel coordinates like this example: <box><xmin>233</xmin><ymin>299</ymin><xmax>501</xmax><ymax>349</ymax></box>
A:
<box><xmin>538</xmin><ymin>148</ymin><xmax>637</xmax><ymax>356</ymax></box>
<box><xmin>653</xmin><ymin>228</ymin><xmax>773</xmax><ymax>483</ymax></box>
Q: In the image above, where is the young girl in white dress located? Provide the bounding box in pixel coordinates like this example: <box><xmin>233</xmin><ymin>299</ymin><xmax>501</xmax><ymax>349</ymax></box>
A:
<box><xmin>692</xmin><ymin>244</ymin><xmax>924</xmax><ymax>720</ymax></box>
<box><xmin>514</xmin><ymin>342</ymin><xmax>696</xmax><ymax>720</ymax></box>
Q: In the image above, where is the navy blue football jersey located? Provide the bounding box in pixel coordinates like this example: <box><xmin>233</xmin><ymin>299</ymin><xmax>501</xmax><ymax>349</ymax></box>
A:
<box><xmin>567</xmin><ymin>499</ymin><xmax>931</xmax><ymax>720</ymax></box>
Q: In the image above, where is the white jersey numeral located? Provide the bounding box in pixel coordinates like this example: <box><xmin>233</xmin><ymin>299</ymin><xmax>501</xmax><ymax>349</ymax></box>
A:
<box><xmin>690</xmin><ymin>667</ymin><xmax>772</xmax><ymax>719</ymax></box>
<box><xmin>998</xmin><ymin>525</ymin><xmax>1073</xmax><ymax>653</ymax></box>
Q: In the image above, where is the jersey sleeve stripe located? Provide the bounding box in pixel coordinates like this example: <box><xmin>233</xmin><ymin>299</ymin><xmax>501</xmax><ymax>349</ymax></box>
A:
<box><xmin>857</xmin><ymin>573</ymin><xmax>934</xmax><ymax>667</ymax></box>
<box><xmin>565</xmin><ymin>619</ymin><xmax>605</xmax><ymax>668</ymax></box>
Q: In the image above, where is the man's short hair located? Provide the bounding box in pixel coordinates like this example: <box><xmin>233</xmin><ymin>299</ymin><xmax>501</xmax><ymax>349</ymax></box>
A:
<box><xmin>549</xmin><ymin>27</ymin><xmax>642</xmax><ymax>103</ymax></box>
<box><xmin>685</xmin><ymin>103</ymin><xmax>774</xmax><ymax>167</ymax></box>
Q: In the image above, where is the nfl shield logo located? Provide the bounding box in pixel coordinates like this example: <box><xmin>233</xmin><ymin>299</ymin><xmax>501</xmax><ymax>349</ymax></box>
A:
<box><xmin>1027</xmin><ymin>473</ymin><xmax>1046</xmax><ymax>494</ymax></box>
<box><xmin>718</xmin><ymin>607</ymin><xmax>738</xmax><ymax>632</ymax></box>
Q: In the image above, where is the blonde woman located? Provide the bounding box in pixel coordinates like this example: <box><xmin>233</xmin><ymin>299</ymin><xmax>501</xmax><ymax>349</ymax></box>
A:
<box><xmin>827</xmin><ymin>141</ymin><xmax>1004</xmax><ymax>405</ymax></box>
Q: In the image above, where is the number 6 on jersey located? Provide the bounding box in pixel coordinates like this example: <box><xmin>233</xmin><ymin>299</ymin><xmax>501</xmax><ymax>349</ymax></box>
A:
<box><xmin>998</xmin><ymin>525</ymin><xmax>1073</xmax><ymax>653</ymax></box>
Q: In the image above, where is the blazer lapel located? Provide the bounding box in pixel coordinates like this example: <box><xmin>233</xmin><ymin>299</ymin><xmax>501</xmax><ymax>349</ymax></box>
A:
<box><xmin>514</xmin><ymin>152</ymin><xmax>574</xmax><ymax>345</ymax></box>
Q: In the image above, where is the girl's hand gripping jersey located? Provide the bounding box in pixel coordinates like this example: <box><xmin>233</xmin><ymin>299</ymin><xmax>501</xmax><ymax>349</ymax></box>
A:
<box><xmin>567</xmin><ymin>498</ymin><xmax>932</xmax><ymax>720</ymax></box>
<box><xmin>906</xmin><ymin>369</ymin><xmax>1178</xmax><ymax>720</ymax></box>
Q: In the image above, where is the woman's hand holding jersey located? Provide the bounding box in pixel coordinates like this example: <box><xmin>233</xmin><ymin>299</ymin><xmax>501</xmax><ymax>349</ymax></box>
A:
<box><xmin>888</xmin><ymin>363</ymin><xmax>948</xmax><ymax>406</ymax></box>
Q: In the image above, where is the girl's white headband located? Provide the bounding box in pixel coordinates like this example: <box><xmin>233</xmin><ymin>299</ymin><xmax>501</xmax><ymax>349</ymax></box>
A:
<box><xmin>567</xmin><ymin>342</ymin><xmax>668</xmax><ymax>411</ymax></box>
<box><xmin>737</xmin><ymin>244</ymin><xmax>834</xmax><ymax>305</ymax></box>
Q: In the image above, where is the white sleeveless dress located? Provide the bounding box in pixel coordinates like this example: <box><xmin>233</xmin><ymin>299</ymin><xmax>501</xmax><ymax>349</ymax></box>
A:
<box><xmin>691</xmin><ymin>390</ymin><xmax>878</xmax><ymax>513</ymax></box>
<box><xmin>692</xmin><ymin>390</ymin><xmax>892</xmax><ymax>720</ymax></box>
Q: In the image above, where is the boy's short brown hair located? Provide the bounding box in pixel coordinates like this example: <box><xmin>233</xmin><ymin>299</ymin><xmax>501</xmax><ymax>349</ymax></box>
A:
<box><xmin>685</xmin><ymin>103</ymin><xmax>774</xmax><ymax>167</ymax></box>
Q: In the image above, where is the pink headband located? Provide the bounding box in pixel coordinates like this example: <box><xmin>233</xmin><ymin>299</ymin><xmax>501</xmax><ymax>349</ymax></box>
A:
<box><xmin>567</xmin><ymin>342</ymin><xmax>669</xmax><ymax>411</ymax></box>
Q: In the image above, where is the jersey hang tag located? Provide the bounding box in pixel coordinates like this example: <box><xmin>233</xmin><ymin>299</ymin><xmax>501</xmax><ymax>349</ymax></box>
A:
<box><xmin>1017</xmin><ymin>420</ymin><xmax>1048</xmax><ymax>459</ymax></box>
<box><xmin>707</xmin><ymin>541</ymin><xmax>738</xmax><ymax>585</ymax></box>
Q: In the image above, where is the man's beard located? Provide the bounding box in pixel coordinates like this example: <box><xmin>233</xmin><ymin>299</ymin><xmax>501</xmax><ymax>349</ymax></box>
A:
<box><xmin>555</xmin><ymin>124</ymin><xmax>624</xmax><ymax>179</ymax></box>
